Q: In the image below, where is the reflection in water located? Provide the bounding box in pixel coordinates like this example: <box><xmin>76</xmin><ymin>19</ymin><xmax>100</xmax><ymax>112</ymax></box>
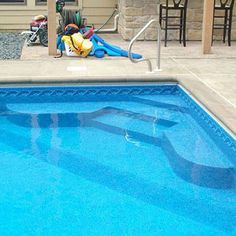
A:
<box><xmin>31</xmin><ymin>113</ymin><xmax>62</xmax><ymax>165</ymax></box>
<box><xmin>31</xmin><ymin>114</ymin><xmax>40</xmax><ymax>157</ymax></box>
<box><xmin>48</xmin><ymin>113</ymin><xmax>61</xmax><ymax>165</ymax></box>
<box><xmin>124</xmin><ymin>130</ymin><xmax>141</xmax><ymax>147</ymax></box>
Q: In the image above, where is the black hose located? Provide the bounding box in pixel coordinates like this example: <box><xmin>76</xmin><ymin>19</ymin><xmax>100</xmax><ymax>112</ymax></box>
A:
<box><xmin>95</xmin><ymin>9</ymin><xmax>118</xmax><ymax>33</ymax></box>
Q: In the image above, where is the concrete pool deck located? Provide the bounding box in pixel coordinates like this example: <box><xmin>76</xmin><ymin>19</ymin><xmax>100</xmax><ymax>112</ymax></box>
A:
<box><xmin>0</xmin><ymin>34</ymin><xmax>235</xmax><ymax>136</ymax></box>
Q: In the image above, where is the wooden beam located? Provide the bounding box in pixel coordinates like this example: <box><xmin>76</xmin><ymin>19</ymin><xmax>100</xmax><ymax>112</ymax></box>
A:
<box><xmin>202</xmin><ymin>0</ymin><xmax>214</xmax><ymax>54</ymax></box>
<box><xmin>48</xmin><ymin>0</ymin><xmax>57</xmax><ymax>56</ymax></box>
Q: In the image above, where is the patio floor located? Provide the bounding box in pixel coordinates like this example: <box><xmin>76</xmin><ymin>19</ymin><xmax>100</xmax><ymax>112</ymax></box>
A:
<box><xmin>0</xmin><ymin>34</ymin><xmax>236</xmax><ymax>135</ymax></box>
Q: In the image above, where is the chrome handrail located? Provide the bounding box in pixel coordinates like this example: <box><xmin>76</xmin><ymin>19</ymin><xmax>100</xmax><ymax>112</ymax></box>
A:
<box><xmin>128</xmin><ymin>19</ymin><xmax>161</xmax><ymax>72</ymax></box>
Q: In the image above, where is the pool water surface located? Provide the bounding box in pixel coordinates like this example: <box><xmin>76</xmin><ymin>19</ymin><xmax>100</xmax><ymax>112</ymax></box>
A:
<box><xmin>0</xmin><ymin>84</ymin><xmax>235</xmax><ymax>235</ymax></box>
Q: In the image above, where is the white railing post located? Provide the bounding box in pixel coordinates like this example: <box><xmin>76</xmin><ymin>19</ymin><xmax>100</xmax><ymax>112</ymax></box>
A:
<box><xmin>128</xmin><ymin>19</ymin><xmax>162</xmax><ymax>73</ymax></box>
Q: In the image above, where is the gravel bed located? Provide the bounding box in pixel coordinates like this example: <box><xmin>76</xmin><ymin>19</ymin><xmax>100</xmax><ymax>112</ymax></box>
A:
<box><xmin>0</xmin><ymin>32</ymin><xmax>25</xmax><ymax>60</ymax></box>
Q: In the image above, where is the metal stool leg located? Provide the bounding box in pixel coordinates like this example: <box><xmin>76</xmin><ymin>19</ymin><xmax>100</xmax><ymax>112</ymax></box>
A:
<box><xmin>159</xmin><ymin>5</ymin><xmax>162</xmax><ymax>26</ymax></box>
<box><xmin>212</xmin><ymin>5</ymin><xmax>216</xmax><ymax>46</ymax></box>
<box><xmin>228</xmin><ymin>9</ymin><xmax>233</xmax><ymax>46</ymax></box>
<box><xmin>179</xmin><ymin>9</ymin><xmax>183</xmax><ymax>44</ymax></box>
<box><xmin>223</xmin><ymin>9</ymin><xmax>228</xmax><ymax>43</ymax></box>
<box><xmin>165</xmin><ymin>8</ymin><xmax>168</xmax><ymax>47</ymax></box>
<box><xmin>183</xmin><ymin>8</ymin><xmax>187</xmax><ymax>47</ymax></box>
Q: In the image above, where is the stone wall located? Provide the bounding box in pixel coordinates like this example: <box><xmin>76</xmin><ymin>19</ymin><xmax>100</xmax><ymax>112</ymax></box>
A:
<box><xmin>118</xmin><ymin>0</ymin><xmax>236</xmax><ymax>41</ymax></box>
<box><xmin>118</xmin><ymin>0</ymin><xmax>160</xmax><ymax>40</ymax></box>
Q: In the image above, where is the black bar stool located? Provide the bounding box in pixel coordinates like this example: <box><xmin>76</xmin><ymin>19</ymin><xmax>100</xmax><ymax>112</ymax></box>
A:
<box><xmin>212</xmin><ymin>0</ymin><xmax>235</xmax><ymax>46</ymax></box>
<box><xmin>159</xmin><ymin>0</ymin><xmax>188</xmax><ymax>47</ymax></box>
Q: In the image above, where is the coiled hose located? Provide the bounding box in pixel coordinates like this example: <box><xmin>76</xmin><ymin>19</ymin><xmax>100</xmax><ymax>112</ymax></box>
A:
<box><xmin>58</xmin><ymin>9</ymin><xmax>82</xmax><ymax>34</ymax></box>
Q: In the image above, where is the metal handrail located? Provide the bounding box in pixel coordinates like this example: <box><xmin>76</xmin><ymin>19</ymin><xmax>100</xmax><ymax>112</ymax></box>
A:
<box><xmin>128</xmin><ymin>19</ymin><xmax>161</xmax><ymax>72</ymax></box>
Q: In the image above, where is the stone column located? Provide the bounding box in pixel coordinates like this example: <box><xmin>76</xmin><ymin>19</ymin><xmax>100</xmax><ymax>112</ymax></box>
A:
<box><xmin>118</xmin><ymin>0</ymin><xmax>160</xmax><ymax>40</ymax></box>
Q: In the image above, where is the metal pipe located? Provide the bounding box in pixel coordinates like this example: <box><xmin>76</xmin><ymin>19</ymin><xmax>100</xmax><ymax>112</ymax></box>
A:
<box><xmin>128</xmin><ymin>19</ymin><xmax>161</xmax><ymax>72</ymax></box>
<box><xmin>95</xmin><ymin>13</ymin><xmax>120</xmax><ymax>33</ymax></box>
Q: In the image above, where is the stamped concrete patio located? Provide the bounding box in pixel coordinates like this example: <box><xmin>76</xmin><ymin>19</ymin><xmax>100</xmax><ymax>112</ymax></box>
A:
<box><xmin>0</xmin><ymin>34</ymin><xmax>235</xmax><ymax>136</ymax></box>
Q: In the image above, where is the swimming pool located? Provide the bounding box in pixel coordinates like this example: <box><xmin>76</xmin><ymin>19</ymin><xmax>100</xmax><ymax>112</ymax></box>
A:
<box><xmin>0</xmin><ymin>84</ymin><xmax>235</xmax><ymax>235</ymax></box>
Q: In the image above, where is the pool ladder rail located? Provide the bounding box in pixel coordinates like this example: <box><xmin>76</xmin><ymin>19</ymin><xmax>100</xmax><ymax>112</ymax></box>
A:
<box><xmin>128</xmin><ymin>19</ymin><xmax>161</xmax><ymax>73</ymax></box>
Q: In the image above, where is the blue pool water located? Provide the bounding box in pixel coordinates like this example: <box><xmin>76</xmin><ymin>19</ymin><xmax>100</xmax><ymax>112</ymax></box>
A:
<box><xmin>0</xmin><ymin>84</ymin><xmax>235</xmax><ymax>235</ymax></box>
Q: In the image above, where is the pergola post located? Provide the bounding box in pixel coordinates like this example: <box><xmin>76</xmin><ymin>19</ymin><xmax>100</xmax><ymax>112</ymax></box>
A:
<box><xmin>48</xmin><ymin>0</ymin><xmax>57</xmax><ymax>56</ymax></box>
<box><xmin>202</xmin><ymin>0</ymin><xmax>214</xmax><ymax>54</ymax></box>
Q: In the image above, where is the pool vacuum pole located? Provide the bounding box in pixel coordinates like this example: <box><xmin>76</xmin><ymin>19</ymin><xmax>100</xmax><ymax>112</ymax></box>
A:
<box><xmin>48</xmin><ymin>0</ymin><xmax>57</xmax><ymax>56</ymax></box>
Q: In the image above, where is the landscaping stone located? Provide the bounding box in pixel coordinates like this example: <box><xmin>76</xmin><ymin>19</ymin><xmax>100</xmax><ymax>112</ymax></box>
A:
<box><xmin>0</xmin><ymin>32</ymin><xmax>25</xmax><ymax>60</ymax></box>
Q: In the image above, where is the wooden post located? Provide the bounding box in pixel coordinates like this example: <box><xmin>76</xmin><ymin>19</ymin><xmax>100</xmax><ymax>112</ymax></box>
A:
<box><xmin>202</xmin><ymin>0</ymin><xmax>214</xmax><ymax>54</ymax></box>
<box><xmin>48</xmin><ymin>0</ymin><xmax>57</xmax><ymax>56</ymax></box>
